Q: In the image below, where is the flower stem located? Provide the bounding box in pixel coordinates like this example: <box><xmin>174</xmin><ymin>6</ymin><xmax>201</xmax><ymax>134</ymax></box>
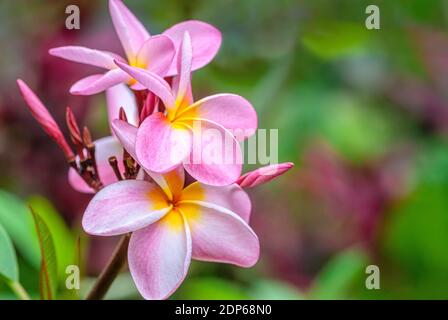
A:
<box><xmin>86</xmin><ymin>234</ymin><xmax>131</xmax><ymax>300</ymax></box>
<box><xmin>8</xmin><ymin>281</ymin><xmax>31</xmax><ymax>300</ymax></box>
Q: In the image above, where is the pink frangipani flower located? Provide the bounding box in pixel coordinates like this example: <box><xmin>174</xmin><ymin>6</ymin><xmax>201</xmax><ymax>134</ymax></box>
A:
<box><xmin>82</xmin><ymin>165</ymin><xmax>258</xmax><ymax>300</ymax></box>
<box><xmin>49</xmin><ymin>0</ymin><xmax>221</xmax><ymax>95</ymax></box>
<box><xmin>237</xmin><ymin>162</ymin><xmax>295</xmax><ymax>188</ymax></box>
<box><xmin>115</xmin><ymin>32</ymin><xmax>257</xmax><ymax>186</ymax></box>
<box><xmin>17</xmin><ymin>0</ymin><xmax>296</xmax><ymax>302</ymax></box>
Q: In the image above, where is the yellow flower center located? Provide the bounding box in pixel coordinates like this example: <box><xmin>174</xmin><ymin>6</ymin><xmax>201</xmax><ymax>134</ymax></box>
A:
<box><xmin>147</xmin><ymin>182</ymin><xmax>206</xmax><ymax>232</ymax></box>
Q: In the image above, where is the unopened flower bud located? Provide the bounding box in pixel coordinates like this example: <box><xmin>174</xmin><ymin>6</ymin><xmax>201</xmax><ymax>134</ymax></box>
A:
<box><xmin>17</xmin><ymin>79</ymin><xmax>74</xmax><ymax>159</ymax></box>
<box><xmin>237</xmin><ymin>162</ymin><xmax>294</xmax><ymax>188</ymax></box>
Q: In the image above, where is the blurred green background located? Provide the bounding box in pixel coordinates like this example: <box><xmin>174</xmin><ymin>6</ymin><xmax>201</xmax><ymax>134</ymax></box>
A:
<box><xmin>1</xmin><ymin>0</ymin><xmax>448</xmax><ymax>299</ymax></box>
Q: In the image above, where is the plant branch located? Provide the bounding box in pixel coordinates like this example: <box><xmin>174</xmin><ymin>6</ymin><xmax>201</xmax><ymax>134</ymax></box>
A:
<box><xmin>85</xmin><ymin>234</ymin><xmax>130</xmax><ymax>300</ymax></box>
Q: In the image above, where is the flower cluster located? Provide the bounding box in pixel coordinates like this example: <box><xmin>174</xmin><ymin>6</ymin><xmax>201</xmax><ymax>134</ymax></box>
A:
<box><xmin>18</xmin><ymin>0</ymin><xmax>293</xmax><ymax>300</ymax></box>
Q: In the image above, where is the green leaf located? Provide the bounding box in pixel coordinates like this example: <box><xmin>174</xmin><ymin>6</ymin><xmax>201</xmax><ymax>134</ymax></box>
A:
<box><xmin>250</xmin><ymin>280</ymin><xmax>304</xmax><ymax>300</ymax></box>
<box><xmin>30</xmin><ymin>207</ymin><xmax>58</xmax><ymax>300</ymax></box>
<box><xmin>272</xmin><ymin>84</ymin><xmax>401</xmax><ymax>163</ymax></box>
<box><xmin>310</xmin><ymin>248</ymin><xmax>368</xmax><ymax>299</ymax></box>
<box><xmin>0</xmin><ymin>223</ymin><xmax>19</xmax><ymax>282</ymax></box>
<box><xmin>250</xmin><ymin>56</ymin><xmax>292</xmax><ymax>115</ymax></box>
<box><xmin>27</xmin><ymin>196</ymin><xmax>75</xmax><ymax>283</ymax></box>
<box><xmin>302</xmin><ymin>21</ymin><xmax>369</xmax><ymax>60</ymax></box>
<box><xmin>320</xmin><ymin>95</ymin><xmax>398</xmax><ymax>162</ymax></box>
<box><xmin>383</xmin><ymin>184</ymin><xmax>448</xmax><ymax>298</ymax></box>
<box><xmin>174</xmin><ymin>277</ymin><xmax>249</xmax><ymax>300</ymax></box>
<box><xmin>0</xmin><ymin>190</ymin><xmax>40</xmax><ymax>268</ymax></box>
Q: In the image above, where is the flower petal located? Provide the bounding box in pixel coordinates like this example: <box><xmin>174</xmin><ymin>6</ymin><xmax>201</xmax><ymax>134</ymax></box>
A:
<box><xmin>70</xmin><ymin>69</ymin><xmax>130</xmax><ymax>95</ymax></box>
<box><xmin>49</xmin><ymin>46</ymin><xmax>124</xmax><ymax>69</ymax></box>
<box><xmin>137</xmin><ymin>35</ymin><xmax>175</xmax><ymax>76</ymax></box>
<box><xmin>111</xmin><ymin>119</ymin><xmax>138</xmax><ymax>160</ymax></box>
<box><xmin>173</xmin><ymin>32</ymin><xmax>192</xmax><ymax>105</ymax></box>
<box><xmin>237</xmin><ymin>162</ymin><xmax>294</xmax><ymax>189</ymax></box>
<box><xmin>68</xmin><ymin>136</ymin><xmax>125</xmax><ymax>193</ymax></box>
<box><xmin>82</xmin><ymin>179</ymin><xmax>171</xmax><ymax>236</ymax></box>
<box><xmin>68</xmin><ymin>168</ymin><xmax>93</xmax><ymax>194</ymax></box>
<box><xmin>136</xmin><ymin>113</ymin><xmax>192</xmax><ymax>173</ymax></box>
<box><xmin>183</xmin><ymin>119</ymin><xmax>242</xmax><ymax>186</ymax></box>
<box><xmin>177</xmin><ymin>94</ymin><xmax>257</xmax><ymax>141</ymax></box>
<box><xmin>178</xmin><ymin>202</ymin><xmax>259</xmax><ymax>267</ymax></box>
<box><xmin>109</xmin><ymin>0</ymin><xmax>150</xmax><ymax>61</ymax></box>
<box><xmin>164</xmin><ymin>20</ymin><xmax>222</xmax><ymax>76</ymax></box>
<box><xmin>128</xmin><ymin>210</ymin><xmax>191</xmax><ymax>300</ymax></box>
<box><xmin>106</xmin><ymin>84</ymin><xmax>139</xmax><ymax>132</ymax></box>
<box><xmin>180</xmin><ymin>182</ymin><xmax>251</xmax><ymax>223</ymax></box>
<box><xmin>115</xmin><ymin>60</ymin><xmax>175</xmax><ymax>109</ymax></box>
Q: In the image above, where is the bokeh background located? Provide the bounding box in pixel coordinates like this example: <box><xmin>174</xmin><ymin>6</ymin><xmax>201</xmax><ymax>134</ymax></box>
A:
<box><xmin>1</xmin><ymin>0</ymin><xmax>448</xmax><ymax>299</ymax></box>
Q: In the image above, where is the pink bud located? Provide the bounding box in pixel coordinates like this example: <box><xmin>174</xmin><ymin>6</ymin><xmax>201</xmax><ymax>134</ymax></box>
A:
<box><xmin>17</xmin><ymin>79</ymin><xmax>74</xmax><ymax>159</ymax></box>
<box><xmin>237</xmin><ymin>162</ymin><xmax>294</xmax><ymax>188</ymax></box>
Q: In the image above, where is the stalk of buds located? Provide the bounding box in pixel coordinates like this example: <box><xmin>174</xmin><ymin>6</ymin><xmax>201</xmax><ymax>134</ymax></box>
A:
<box><xmin>66</xmin><ymin>107</ymin><xmax>83</xmax><ymax>157</ymax></box>
<box><xmin>65</xmin><ymin>107</ymin><xmax>103</xmax><ymax>191</ymax></box>
<box><xmin>17</xmin><ymin>80</ymin><xmax>104</xmax><ymax>192</ymax></box>
<box><xmin>83</xmin><ymin>126</ymin><xmax>98</xmax><ymax>175</ymax></box>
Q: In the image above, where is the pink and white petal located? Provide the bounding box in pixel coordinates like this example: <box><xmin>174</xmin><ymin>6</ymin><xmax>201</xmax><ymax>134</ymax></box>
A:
<box><xmin>137</xmin><ymin>35</ymin><xmax>175</xmax><ymax>76</ymax></box>
<box><xmin>183</xmin><ymin>119</ymin><xmax>242</xmax><ymax>186</ymax></box>
<box><xmin>115</xmin><ymin>60</ymin><xmax>175</xmax><ymax>109</ymax></box>
<box><xmin>178</xmin><ymin>202</ymin><xmax>259</xmax><ymax>267</ymax></box>
<box><xmin>70</xmin><ymin>74</ymin><xmax>102</xmax><ymax>95</ymax></box>
<box><xmin>164</xmin><ymin>20</ymin><xmax>222</xmax><ymax>76</ymax></box>
<box><xmin>68</xmin><ymin>136</ymin><xmax>125</xmax><ymax>193</ymax></box>
<box><xmin>93</xmin><ymin>136</ymin><xmax>128</xmax><ymax>172</ymax></box>
<box><xmin>180</xmin><ymin>182</ymin><xmax>251</xmax><ymax>223</ymax></box>
<box><xmin>70</xmin><ymin>69</ymin><xmax>130</xmax><ymax>95</ymax></box>
<box><xmin>128</xmin><ymin>211</ymin><xmax>191</xmax><ymax>300</ymax></box>
<box><xmin>68</xmin><ymin>168</ymin><xmax>94</xmax><ymax>194</ymax></box>
<box><xmin>136</xmin><ymin>113</ymin><xmax>192</xmax><ymax>173</ymax></box>
<box><xmin>129</xmin><ymin>81</ymin><xmax>147</xmax><ymax>91</ymax></box>
<box><xmin>82</xmin><ymin>180</ymin><xmax>171</xmax><ymax>236</ymax></box>
<box><xmin>109</xmin><ymin>0</ymin><xmax>150</xmax><ymax>61</ymax></box>
<box><xmin>111</xmin><ymin>119</ymin><xmax>138</xmax><ymax>160</ymax></box>
<box><xmin>106</xmin><ymin>84</ymin><xmax>139</xmax><ymax>131</ymax></box>
<box><xmin>174</xmin><ymin>32</ymin><xmax>192</xmax><ymax>104</ymax></box>
<box><xmin>49</xmin><ymin>46</ymin><xmax>124</xmax><ymax>69</ymax></box>
<box><xmin>237</xmin><ymin>162</ymin><xmax>294</xmax><ymax>189</ymax></box>
<box><xmin>178</xmin><ymin>94</ymin><xmax>257</xmax><ymax>141</ymax></box>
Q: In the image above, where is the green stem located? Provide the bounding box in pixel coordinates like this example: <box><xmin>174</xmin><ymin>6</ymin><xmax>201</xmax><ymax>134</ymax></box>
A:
<box><xmin>9</xmin><ymin>281</ymin><xmax>31</xmax><ymax>300</ymax></box>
